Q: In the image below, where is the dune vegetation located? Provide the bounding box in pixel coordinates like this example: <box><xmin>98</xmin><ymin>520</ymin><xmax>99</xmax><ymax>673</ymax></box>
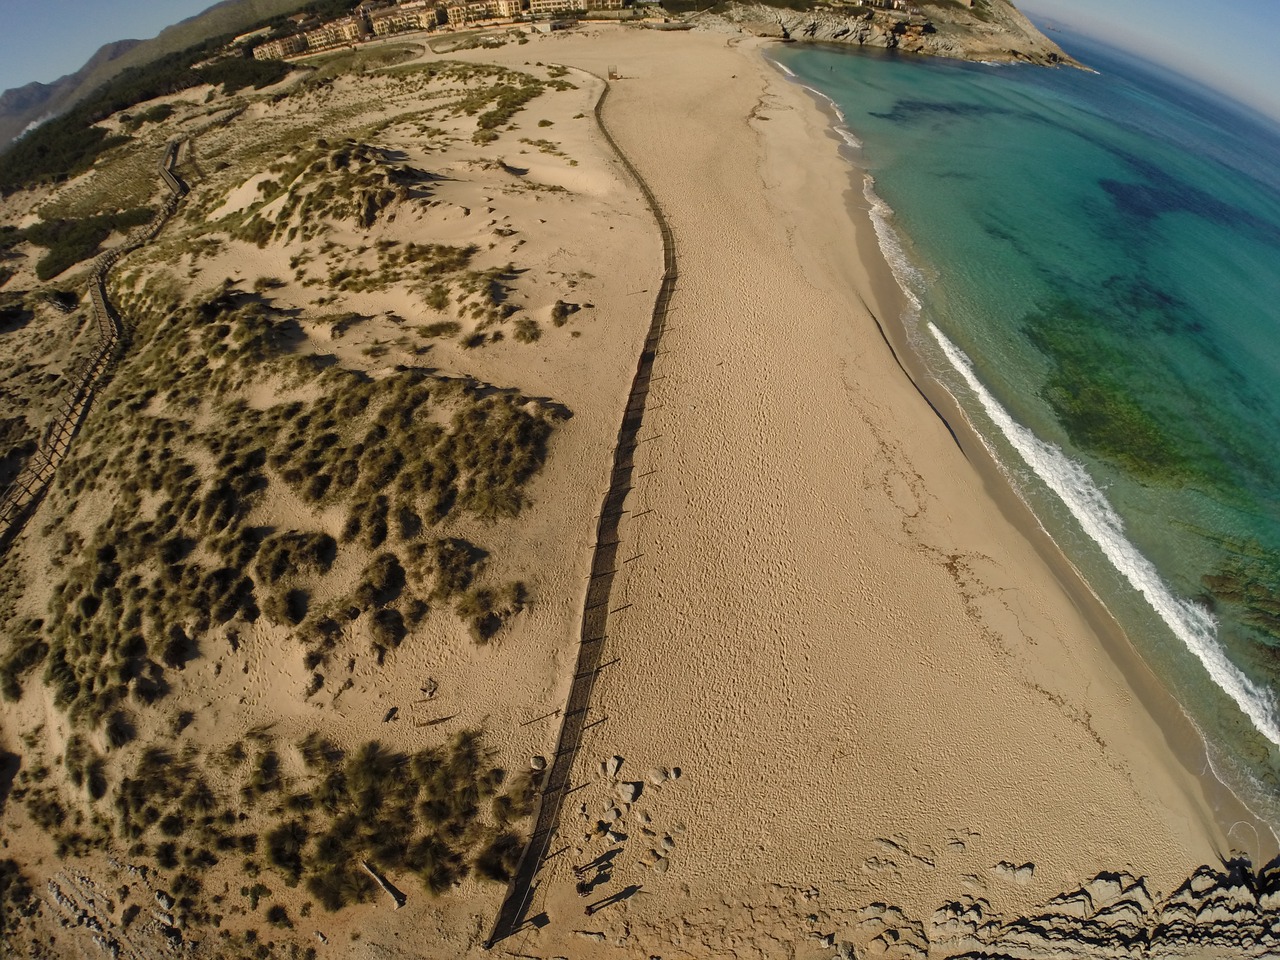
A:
<box><xmin>0</xmin><ymin>27</ymin><xmax>608</xmax><ymax>957</ymax></box>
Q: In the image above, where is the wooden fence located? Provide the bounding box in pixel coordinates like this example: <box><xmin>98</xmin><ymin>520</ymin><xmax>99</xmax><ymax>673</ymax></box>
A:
<box><xmin>0</xmin><ymin>140</ymin><xmax>187</xmax><ymax>555</ymax></box>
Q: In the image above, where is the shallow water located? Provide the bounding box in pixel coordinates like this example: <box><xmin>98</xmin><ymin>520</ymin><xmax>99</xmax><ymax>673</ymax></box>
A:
<box><xmin>772</xmin><ymin>30</ymin><xmax>1280</xmax><ymax>826</ymax></box>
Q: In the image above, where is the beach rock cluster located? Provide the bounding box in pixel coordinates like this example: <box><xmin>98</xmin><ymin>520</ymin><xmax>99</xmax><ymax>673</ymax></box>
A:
<box><xmin>924</xmin><ymin>856</ymin><xmax>1280</xmax><ymax>959</ymax></box>
<box><xmin>708</xmin><ymin>0</ymin><xmax>1079</xmax><ymax>67</ymax></box>
<box><xmin>579</xmin><ymin>755</ymin><xmax>685</xmax><ymax>880</ymax></box>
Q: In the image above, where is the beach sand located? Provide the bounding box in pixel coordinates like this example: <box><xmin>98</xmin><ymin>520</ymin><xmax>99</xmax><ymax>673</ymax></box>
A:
<box><xmin>1</xmin><ymin>23</ymin><xmax>1268</xmax><ymax>960</ymax></box>
<box><xmin>456</xmin><ymin>25</ymin><xmax>1262</xmax><ymax>957</ymax></box>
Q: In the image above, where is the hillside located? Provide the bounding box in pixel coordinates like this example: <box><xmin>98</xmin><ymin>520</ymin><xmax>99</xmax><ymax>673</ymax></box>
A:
<box><xmin>0</xmin><ymin>40</ymin><xmax>142</xmax><ymax>147</ymax></box>
<box><xmin>0</xmin><ymin>0</ymin><xmax>320</xmax><ymax>149</ymax></box>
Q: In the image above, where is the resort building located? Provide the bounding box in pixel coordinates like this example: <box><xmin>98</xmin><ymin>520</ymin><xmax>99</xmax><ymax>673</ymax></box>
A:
<box><xmin>252</xmin><ymin>34</ymin><xmax>309</xmax><ymax>60</ymax></box>
<box><xmin>303</xmin><ymin>15</ymin><xmax>371</xmax><ymax>51</ymax></box>
<box><xmin>367</xmin><ymin>5</ymin><xmax>439</xmax><ymax>34</ymax></box>
<box><xmin>528</xmin><ymin>0</ymin><xmax>586</xmax><ymax>16</ymax></box>
<box><xmin>446</xmin><ymin>0</ymin><xmax>506</xmax><ymax>24</ymax></box>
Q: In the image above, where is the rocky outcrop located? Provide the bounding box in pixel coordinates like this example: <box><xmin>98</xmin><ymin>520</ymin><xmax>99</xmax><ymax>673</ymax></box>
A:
<box><xmin>707</xmin><ymin>0</ymin><xmax>1080</xmax><ymax>68</ymax></box>
<box><xmin>868</xmin><ymin>856</ymin><xmax>1280</xmax><ymax>959</ymax></box>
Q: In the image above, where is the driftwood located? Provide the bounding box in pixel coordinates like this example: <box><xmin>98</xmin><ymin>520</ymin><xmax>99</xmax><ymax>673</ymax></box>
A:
<box><xmin>360</xmin><ymin>861</ymin><xmax>406</xmax><ymax>909</ymax></box>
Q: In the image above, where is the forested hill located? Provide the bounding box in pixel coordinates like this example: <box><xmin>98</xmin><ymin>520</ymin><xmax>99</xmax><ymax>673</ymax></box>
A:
<box><xmin>0</xmin><ymin>0</ymin><xmax>340</xmax><ymax>149</ymax></box>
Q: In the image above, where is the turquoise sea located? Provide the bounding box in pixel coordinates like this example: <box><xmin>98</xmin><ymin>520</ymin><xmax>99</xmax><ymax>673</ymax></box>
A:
<box><xmin>770</xmin><ymin>31</ymin><xmax>1280</xmax><ymax>829</ymax></box>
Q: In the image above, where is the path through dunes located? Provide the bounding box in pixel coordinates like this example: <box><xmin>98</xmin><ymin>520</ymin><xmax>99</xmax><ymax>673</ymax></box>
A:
<box><xmin>0</xmin><ymin>140</ymin><xmax>186</xmax><ymax>554</ymax></box>
<box><xmin>486</xmin><ymin>68</ymin><xmax>677</xmax><ymax>948</ymax></box>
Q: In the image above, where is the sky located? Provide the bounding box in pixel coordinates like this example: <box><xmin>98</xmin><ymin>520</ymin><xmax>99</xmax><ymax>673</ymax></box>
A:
<box><xmin>0</xmin><ymin>0</ymin><xmax>217</xmax><ymax>95</ymax></box>
<box><xmin>1019</xmin><ymin>0</ymin><xmax>1280</xmax><ymax>123</ymax></box>
<box><xmin>0</xmin><ymin>0</ymin><xmax>1278</xmax><ymax>123</ymax></box>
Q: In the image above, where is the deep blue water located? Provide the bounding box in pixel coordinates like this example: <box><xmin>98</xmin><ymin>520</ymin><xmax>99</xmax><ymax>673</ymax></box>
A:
<box><xmin>771</xmin><ymin>30</ymin><xmax>1280</xmax><ymax>826</ymax></box>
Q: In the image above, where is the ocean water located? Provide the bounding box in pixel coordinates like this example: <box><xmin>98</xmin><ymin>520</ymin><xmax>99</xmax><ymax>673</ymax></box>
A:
<box><xmin>770</xmin><ymin>32</ymin><xmax>1280</xmax><ymax>829</ymax></box>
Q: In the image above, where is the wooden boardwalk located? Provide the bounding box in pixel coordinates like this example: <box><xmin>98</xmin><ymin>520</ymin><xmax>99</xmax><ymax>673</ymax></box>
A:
<box><xmin>0</xmin><ymin>141</ymin><xmax>187</xmax><ymax>556</ymax></box>
<box><xmin>485</xmin><ymin>73</ymin><xmax>678</xmax><ymax>949</ymax></box>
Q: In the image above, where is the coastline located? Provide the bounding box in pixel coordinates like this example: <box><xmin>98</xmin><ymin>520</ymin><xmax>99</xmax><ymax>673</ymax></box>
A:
<box><xmin>766</xmin><ymin>45</ymin><xmax>1278</xmax><ymax>861</ymax></box>
<box><xmin>464</xmin><ymin>25</ymin><xmax>1269</xmax><ymax>954</ymax></box>
<box><xmin>5</xmin><ymin>21</ymin><xmax>1279</xmax><ymax>959</ymax></box>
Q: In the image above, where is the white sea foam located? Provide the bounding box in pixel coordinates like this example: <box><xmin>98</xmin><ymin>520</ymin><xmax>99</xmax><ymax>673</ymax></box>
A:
<box><xmin>801</xmin><ymin>85</ymin><xmax>864</xmax><ymax>148</ymax></box>
<box><xmin>771</xmin><ymin>45</ymin><xmax>1280</xmax><ymax>826</ymax></box>
<box><xmin>927</xmin><ymin>323</ymin><xmax>1280</xmax><ymax>748</ymax></box>
<box><xmin>856</xmin><ymin>174</ymin><xmax>1280</xmax><ymax>747</ymax></box>
<box><xmin>767</xmin><ymin>54</ymin><xmax>864</xmax><ymax>148</ymax></box>
<box><xmin>835</xmin><ymin>125</ymin><xmax>863</xmax><ymax>150</ymax></box>
<box><xmin>861</xmin><ymin>174</ymin><xmax>923</xmax><ymax>315</ymax></box>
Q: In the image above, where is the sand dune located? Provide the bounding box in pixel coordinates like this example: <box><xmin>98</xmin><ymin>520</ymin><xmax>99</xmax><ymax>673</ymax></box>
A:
<box><xmin>1</xmin><ymin>22</ymin><xmax>1271</xmax><ymax>960</ymax></box>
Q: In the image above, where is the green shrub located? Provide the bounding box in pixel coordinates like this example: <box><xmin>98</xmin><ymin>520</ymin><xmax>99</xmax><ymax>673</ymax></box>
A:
<box><xmin>22</xmin><ymin>207</ymin><xmax>155</xmax><ymax>280</ymax></box>
<box><xmin>105</xmin><ymin>710</ymin><xmax>136</xmax><ymax>748</ymax></box>
<box><xmin>422</xmin><ymin>284</ymin><xmax>450</xmax><ymax>311</ymax></box>
<box><xmin>352</xmin><ymin>553</ymin><xmax>405</xmax><ymax>611</ymax></box>
<box><xmin>198</xmin><ymin>58</ymin><xmax>289</xmax><ymax>93</ymax></box>
<box><xmin>369</xmin><ymin>609</ymin><xmax>405</xmax><ymax>663</ymax></box>
<box><xmin>0</xmin><ymin>618</ymin><xmax>48</xmax><ymax>701</ymax></box>
<box><xmin>299</xmin><ymin>733</ymin><xmax>344</xmax><ymax>771</ymax></box>
<box><xmin>0</xmin><ymin>122</ymin><xmax>127</xmax><ymax>195</ymax></box>
<box><xmin>417</xmin><ymin>538</ymin><xmax>486</xmax><ymax>601</ymax></box>
<box><xmin>140</xmin><ymin>103</ymin><xmax>174</xmax><ymax>125</ymax></box>
<box><xmin>492</xmin><ymin>769</ymin><xmax>535</xmax><ymax>824</ymax></box>
<box><xmin>550</xmin><ymin>299</ymin><xmax>579</xmax><ymax>326</ymax></box>
<box><xmin>417</xmin><ymin>320</ymin><xmax>460</xmax><ymax>338</ymax></box>
<box><xmin>474</xmin><ymin>831</ymin><xmax>523</xmax><ymax>882</ymax></box>
<box><xmin>455</xmin><ymin>582</ymin><xmax>526</xmax><ymax>643</ymax></box>
<box><xmin>513</xmin><ymin>317</ymin><xmax>540</xmax><ymax>343</ymax></box>
<box><xmin>265</xmin><ymin>821</ymin><xmax>309</xmax><ymax>885</ymax></box>
<box><xmin>255</xmin><ymin>532</ymin><xmax>337</xmax><ymax>586</ymax></box>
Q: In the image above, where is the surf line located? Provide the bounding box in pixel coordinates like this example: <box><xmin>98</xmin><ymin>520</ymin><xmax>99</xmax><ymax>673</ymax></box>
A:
<box><xmin>929</xmin><ymin>321</ymin><xmax>1280</xmax><ymax>749</ymax></box>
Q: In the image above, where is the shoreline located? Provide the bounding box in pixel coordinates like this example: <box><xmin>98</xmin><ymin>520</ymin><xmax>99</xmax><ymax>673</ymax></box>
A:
<box><xmin>466</xmin><ymin>28</ymin><xmax>1270</xmax><ymax>948</ymax></box>
<box><xmin>763</xmin><ymin>42</ymin><xmax>1279</xmax><ymax>861</ymax></box>
<box><xmin>8</xmin><ymin>23</ymin><xmax>1280</xmax><ymax>959</ymax></box>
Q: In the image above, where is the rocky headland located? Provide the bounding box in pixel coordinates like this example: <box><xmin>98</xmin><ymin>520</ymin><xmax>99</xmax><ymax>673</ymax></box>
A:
<box><xmin>708</xmin><ymin>0</ymin><xmax>1080</xmax><ymax>67</ymax></box>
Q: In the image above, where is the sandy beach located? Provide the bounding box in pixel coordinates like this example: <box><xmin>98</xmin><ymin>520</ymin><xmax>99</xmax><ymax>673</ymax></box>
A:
<box><xmin>3</xmin><ymin>20</ymin><xmax>1275</xmax><ymax>960</ymax></box>
<box><xmin>455</xmin><ymin>25</ymin><xmax>1267</xmax><ymax>957</ymax></box>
